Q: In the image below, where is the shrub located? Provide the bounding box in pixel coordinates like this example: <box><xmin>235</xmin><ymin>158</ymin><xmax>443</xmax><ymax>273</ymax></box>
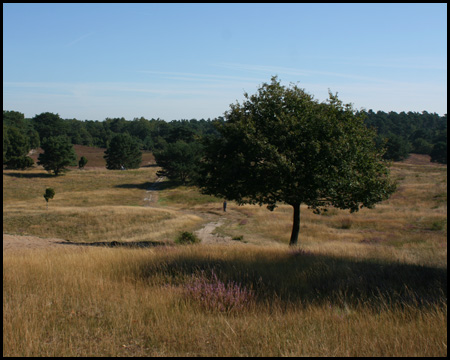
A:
<box><xmin>338</xmin><ymin>217</ymin><xmax>353</xmax><ymax>229</ymax></box>
<box><xmin>43</xmin><ymin>188</ymin><xmax>55</xmax><ymax>209</ymax></box>
<box><xmin>184</xmin><ymin>270</ymin><xmax>255</xmax><ymax>313</ymax></box>
<box><xmin>175</xmin><ymin>231</ymin><xmax>200</xmax><ymax>245</ymax></box>
<box><xmin>5</xmin><ymin>155</ymin><xmax>34</xmax><ymax>170</ymax></box>
<box><xmin>78</xmin><ymin>156</ymin><xmax>88</xmax><ymax>169</ymax></box>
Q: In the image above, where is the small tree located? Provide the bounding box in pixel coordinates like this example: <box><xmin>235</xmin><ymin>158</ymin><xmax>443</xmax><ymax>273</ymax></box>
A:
<box><xmin>104</xmin><ymin>133</ymin><xmax>142</xmax><ymax>170</ymax></box>
<box><xmin>3</xmin><ymin>126</ymin><xmax>34</xmax><ymax>169</ymax></box>
<box><xmin>78</xmin><ymin>156</ymin><xmax>88</xmax><ymax>169</ymax></box>
<box><xmin>37</xmin><ymin>136</ymin><xmax>77</xmax><ymax>175</ymax></box>
<box><xmin>198</xmin><ymin>76</ymin><xmax>397</xmax><ymax>246</ymax></box>
<box><xmin>430</xmin><ymin>141</ymin><xmax>447</xmax><ymax>164</ymax></box>
<box><xmin>154</xmin><ymin>140</ymin><xmax>203</xmax><ymax>184</ymax></box>
<box><xmin>43</xmin><ymin>188</ymin><xmax>55</xmax><ymax>210</ymax></box>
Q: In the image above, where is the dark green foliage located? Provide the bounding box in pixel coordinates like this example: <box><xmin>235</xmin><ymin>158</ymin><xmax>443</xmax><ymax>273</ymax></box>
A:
<box><xmin>3</xmin><ymin>126</ymin><xmax>34</xmax><ymax>169</ymax></box>
<box><xmin>84</xmin><ymin>120</ymin><xmax>113</xmax><ymax>148</ymax></box>
<box><xmin>3</xmin><ymin>111</ymin><xmax>40</xmax><ymax>168</ymax></box>
<box><xmin>5</xmin><ymin>156</ymin><xmax>34</xmax><ymax>170</ymax></box>
<box><xmin>37</xmin><ymin>136</ymin><xmax>77</xmax><ymax>176</ymax></box>
<box><xmin>66</xmin><ymin>119</ymin><xmax>93</xmax><ymax>146</ymax></box>
<box><xmin>78</xmin><ymin>156</ymin><xmax>88</xmax><ymax>169</ymax></box>
<box><xmin>175</xmin><ymin>231</ymin><xmax>201</xmax><ymax>245</ymax></box>
<box><xmin>3</xmin><ymin>124</ymin><xmax>9</xmax><ymax>163</ymax></box>
<box><xmin>382</xmin><ymin>133</ymin><xmax>411</xmax><ymax>161</ymax></box>
<box><xmin>104</xmin><ymin>117</ymin><xmax>128</xmax><ymax>134</ymax></box>
<box><xmin>5</xmin><ymin>126</ymin><xmax>29</xmax><ymax>157</ymax></box>
<box><xmin>364</xmin><ymin>110</ymin><xmax>447</xmax><ymax>162</ymax></box>
<box><xmin>43</xmin><ymin>187</ymin><xmax>55</xmax><ymax>209</ymax></box>
<box><xmin>411</xmin><ymin>138</ymin><xmax>433</xmax><ymax>155</ymax></box>
<box><xmin>198</xmin><ymin>76</ymin><xmax>397</xmax><ymax>246</ymax></box>
<box><xmin>154</xmin><ymin>140</ymin><xmax>203</xmax><ymax>184</ymax></box>
<box><xmin>43</xmin><ymin>187</ymin><xmax>55</xmax><ymax>202</ymax></box>
<box><xmin>430</xmin><ymin>141</ymin><xmax>447</xmax><ymax>164</ymax></box>
<box><xmin>31</xmin><ymin>112</ymin><xmax>68</xmax><ymax>142</ymax></box>
<box><xmin>4</xmin><ymin>104</ymin><xmax>445</xmax><ymax>164</ymax></box>
<box><xmin>104</xmin><ymin>133</ymin><xmax>142</xmax><ymax>170</ymax></box>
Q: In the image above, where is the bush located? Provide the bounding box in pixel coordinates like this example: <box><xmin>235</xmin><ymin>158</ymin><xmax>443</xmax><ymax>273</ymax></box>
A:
<box><xmin>338</xmin><ymin>217</ymin><xmax>353</xmax><ymax>229</ymax></box>
<box><xmin>184</xmin><ymin>270</ymin><xmax>255</xmax><ymax>313</ymax></box>
<box><xmin>5</xmin><ymin>155</ymin><xmax>34</xmax><ymax>170</ymax></box>
<box><xmin>175</xmin><ymin>231</ymin><xmax>201</xmax><ymax>245</ymax></box>
<box><xmin>78</xmin><ymin>156</ymin><xmax>88</xmax><ymax>169</ymax></box>
<box><xmin>43</xmin><ymin>188</ymin><xmax>55</xmax><ymax>209</ymax></box>
<box><xmin>430</xmin><ymin>142</ymin><xmax>447</xmax><ymax>164</ymax></box>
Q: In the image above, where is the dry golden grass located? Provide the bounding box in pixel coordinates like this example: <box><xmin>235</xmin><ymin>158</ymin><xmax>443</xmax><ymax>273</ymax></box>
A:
<box><xmin>3</xmin><ymin>245</ymin><xmax>447</xmax><ymax>356</ymax></box>
<box><xmin>3</xmin><ymin>153</ymin><xmax>447</xmax><ymax>356</ymax></box>
<box><xmin>3</xmin><ymin>167</ymin><xmax>205</xmax><ymax>243</ymax></box>
<box><xmin>213</xmin><ymin>155</ymin><xmax>447</xmax><ymax>268</ymax></box>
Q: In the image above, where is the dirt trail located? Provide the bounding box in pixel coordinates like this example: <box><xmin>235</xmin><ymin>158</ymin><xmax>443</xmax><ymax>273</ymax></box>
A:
<box><xmin>143</xmin><ymin>176</ymin><xmax>237</xmax><ymax>245</ymax></box>
<box><xmin>194</xmin><ymin>219</ymin><xmax>234</xmax><ymax>244</ymax></box>
<box><xmin>143</xmin><ymin>176</ymin><xmax>165</xmax><ymax>207</ymax></box>
<box><xmin>3</xmin><ymin>177</ymin><xmax>237</xmax><ymax>251</ymax></box>
<box><xmin>3</xmin><ymin>233</ymin><xmax>79</xmax><ymax>251</ymax></box>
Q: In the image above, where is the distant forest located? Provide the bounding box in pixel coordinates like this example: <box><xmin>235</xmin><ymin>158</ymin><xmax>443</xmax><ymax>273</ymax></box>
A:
<box><xmin>3</xmin><ymin>109</ymin><xmax>448</xmax><ymax>164</ymax></box>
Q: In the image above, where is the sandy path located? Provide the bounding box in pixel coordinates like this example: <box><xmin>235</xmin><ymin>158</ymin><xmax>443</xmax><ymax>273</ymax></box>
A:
<box><xmin>143</xmin><ymin>176</ymin><xmax>165</xmax><ymax>207</ymax></box>
<box><xmin>3</xmin><ymin>233</ymin><xmax>79</xmax><ymax>251</ymax></box>
<box><xmin>3</xmin><ymin>178</ymin><xmax>237</xmax><ymax>251</ymax></box>
<box><xmin>194</xmin><ymin>219</ymin><xmax>235</xmax><ymax>244</ymax></box>
<box><xmin>3</xmin><ymin>218</ymin><xmax>236</xmax><ymax>251</ymax></box>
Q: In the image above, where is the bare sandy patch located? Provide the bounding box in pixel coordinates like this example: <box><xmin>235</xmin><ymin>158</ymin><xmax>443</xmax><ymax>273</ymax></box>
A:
<box><xmin>3</xmin><ymin>233</ymin><xmax>78</xmax><ymax>251</ymax></box>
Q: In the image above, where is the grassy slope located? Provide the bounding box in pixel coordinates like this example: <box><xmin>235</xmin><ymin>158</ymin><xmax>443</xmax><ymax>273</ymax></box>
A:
<box><xmin>3</xmin><ymin>150</ymin><xmax>447</xmax><ymax>356</ymax></box>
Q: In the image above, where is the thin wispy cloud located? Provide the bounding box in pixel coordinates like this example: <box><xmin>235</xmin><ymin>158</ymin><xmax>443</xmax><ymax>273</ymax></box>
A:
<box><xmin>215</xmin><ymin>62</ymin><xmax>420</xmax><ymax>85</ymax></box>
<box><xmin>65</xmin><ymin>32</ymin><xmax>94</xmax><ymax>47</ymax></box>
<box><xmin>3</xmin><ymin>81</ymin><xmax>242</xmax><ymax>98</ymax></box>
<box><xmin>138</xmin><ymin>70</ymin><xmax>263</xmax><ymax>84</ymax></box>
<box><xmin>3</xmin><ymin>4</ymin><xmax>446</xmax><ymax>119</ymax></box>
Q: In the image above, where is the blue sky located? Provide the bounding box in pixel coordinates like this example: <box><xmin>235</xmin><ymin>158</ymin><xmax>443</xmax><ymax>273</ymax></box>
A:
<box><xmin>3</xmin><ymin>3</ymin><xmax>447</xmax><ymax>121</ymax></box>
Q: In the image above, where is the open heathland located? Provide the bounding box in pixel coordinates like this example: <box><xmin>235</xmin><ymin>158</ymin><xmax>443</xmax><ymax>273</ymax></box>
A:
<box><xmin>3</xmin><ymin>152</ymin><xmax>447</xmax><ymax>356</ymax></box>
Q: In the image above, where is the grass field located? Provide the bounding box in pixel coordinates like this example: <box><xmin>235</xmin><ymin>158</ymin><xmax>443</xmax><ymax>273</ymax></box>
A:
<box><xmin>3</xmin><ymin>150</ymin><xmax>447</xmax><ymax>356</ymax></box>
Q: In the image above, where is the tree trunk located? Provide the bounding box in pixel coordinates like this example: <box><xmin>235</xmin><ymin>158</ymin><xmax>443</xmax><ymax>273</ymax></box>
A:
<box><xmin>289</xmin><ymin>203</ymin><xmax>301</xmax><ymax>246</ymax></box>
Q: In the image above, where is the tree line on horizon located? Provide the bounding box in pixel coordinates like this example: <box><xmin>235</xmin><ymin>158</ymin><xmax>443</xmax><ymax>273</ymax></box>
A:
<box><xmin>2</xmin><ymin>77</ymin><xmax>446</xmax><ymax>246</ymax></box>
<box><xmin>3</xmin><ymin>105</ymin><xmax>448</xmax><ymax>173</ymax></box>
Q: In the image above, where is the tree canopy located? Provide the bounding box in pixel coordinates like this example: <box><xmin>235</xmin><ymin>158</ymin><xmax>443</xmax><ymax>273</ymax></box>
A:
<box><xmin>3</xmin><ymin>126</ymin><xmax>34</xmax><ymax>169</ymax></box>
<box><xmin>3</xmin><ymin>110</ymin><xmax>39</xmax><ymax>168</ymax></box>
<box><xmin>154</xmin><ymin>140</ymin><xmax>203</xmax><ymax>184</ymax></box>
<box><xmin>31</xmin><ymin>112</ymin><xmax>69</xmax><ymax>142</ymax></box>
<box><xmin>198</xmin><ymin>77</ymin><xmax>397</xmax><ymax>246</ymax></box>
<box><xmin>104</xmin><ymin>133</ymin><xmax>142</xmax><ymax>170</ymax></box>
<box><xmin>4</xmin><ymin>108</ymin><xmax>446</xmax><ymax>167</ymax></box>
<box><xmin>37</xmin><ymin>136</ymin><xmax>77</xmax><ymax>176</ymax></box>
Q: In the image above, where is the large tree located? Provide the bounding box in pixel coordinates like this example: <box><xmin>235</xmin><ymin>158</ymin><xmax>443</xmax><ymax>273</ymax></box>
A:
<box><xmin>104</xmin><ymin>133</ymin><xmax>142</xmax><ymax>170</ymax></box>
<box><xmin>198</xmin><ymin>77</ymin><xmax>397</xmax><ymax>246</ymax></box>
<box><xmin>37</xmin><ymin>136</ymin><xmax>77</xmax><ymax>176</ymax></box>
